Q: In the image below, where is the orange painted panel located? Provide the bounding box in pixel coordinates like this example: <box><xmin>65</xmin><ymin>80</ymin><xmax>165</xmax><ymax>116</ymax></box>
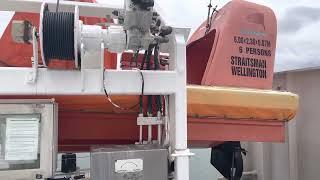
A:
<box><xmin>188</xmin><ymin>118</ymin><xmax>286</xmax><ymax>148</ymax></box>
<box><xmin>188</xmin><ymin>0</ymin><xmax>277</xmax><ymax>89</ymax></box>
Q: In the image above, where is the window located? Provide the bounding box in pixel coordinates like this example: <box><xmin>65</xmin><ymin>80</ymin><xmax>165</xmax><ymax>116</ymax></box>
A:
<box><xmin>0</xmin><ymin>114</ymin><xmax>40</xmax><ymax>171</ymax></box>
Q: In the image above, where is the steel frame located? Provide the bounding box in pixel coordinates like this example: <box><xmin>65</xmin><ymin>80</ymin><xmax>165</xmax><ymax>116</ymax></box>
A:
<box><xmin>0</xmin><ymin>1</ymin><xmax>191</xmax><ymax>180</ymax></box>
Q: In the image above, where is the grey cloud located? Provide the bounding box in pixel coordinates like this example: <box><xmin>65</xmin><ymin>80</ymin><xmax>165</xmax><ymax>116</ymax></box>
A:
<box><xmin>279</xmin><ymin>6</ymin><xmax>320</xmax><ymax>33</ymax></box>
<box><xmin>275</xmin><ymin>27</ymin><xmax>320</xmax><ymax>72</ymax></box>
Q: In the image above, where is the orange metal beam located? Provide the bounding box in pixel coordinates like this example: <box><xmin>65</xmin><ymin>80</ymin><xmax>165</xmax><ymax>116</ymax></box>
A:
<box><xmin>57</xmin><ymin>111</ymin><xmax>286</xmax><ymax>152</ymax></box>
<box><xmin>188</xmin><ymin>118</ymin><xmax>286</xmax><ymax>148</ymax></box>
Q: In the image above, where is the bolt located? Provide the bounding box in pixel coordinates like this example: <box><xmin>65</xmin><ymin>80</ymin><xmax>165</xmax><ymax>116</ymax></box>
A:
<box><xmin>35</xmin><ymin>174</ymin><xmax>43</xmax><ymax>179</ymax></box>
<box><xmin>112</xmin><ymin>10</ymin><xmax>119</xmax><ymax>16</ymax></box>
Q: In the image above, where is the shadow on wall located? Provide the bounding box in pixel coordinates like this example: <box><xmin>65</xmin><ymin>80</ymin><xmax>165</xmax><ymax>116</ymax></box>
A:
<box><xmin>190</xmin><ymin>149</ymin><xmax>221</xmax><ymax>180</ymax></box>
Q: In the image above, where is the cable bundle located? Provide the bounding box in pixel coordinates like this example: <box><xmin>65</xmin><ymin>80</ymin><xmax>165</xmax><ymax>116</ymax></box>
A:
<box><xmin>42</xmin><ymin>7</ymin><xmax>75</xmax><ymax>64</ymax></box>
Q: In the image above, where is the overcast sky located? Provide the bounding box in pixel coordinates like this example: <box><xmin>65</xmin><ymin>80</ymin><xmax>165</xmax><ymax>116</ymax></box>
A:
<box><xmin>1</xmin><ymin>0</ymin><xmax>320</xmax><ymax>72</ymax></box>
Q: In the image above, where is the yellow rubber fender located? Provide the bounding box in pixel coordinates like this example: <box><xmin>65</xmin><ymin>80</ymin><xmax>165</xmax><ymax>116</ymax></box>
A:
<box><xmin>187</xmin><ymin>85</ymin><xmax>299</xmax><ymax>121</ymax></box>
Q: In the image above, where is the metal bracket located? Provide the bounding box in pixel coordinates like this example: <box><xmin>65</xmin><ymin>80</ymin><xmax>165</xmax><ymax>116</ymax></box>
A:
<box><xmin>137</xmin><ymin>116</ymin><xmax>166</xmax><ymax>126</ymax></box>
<box><xmin>171</xmin><ymin>149</ymin><xmax>195</xmax><ymax>158</ymax></box>
<box><xmin>100</xmin><ymin>42</ymin><xmax>105</xmax><ymax>92</ymax></box>
<box><xmin>26</xmin><ymin>27</ymin><xmax>39</xmax><ymax>84</ymax></box>
<box><xmin>137</xmin><ymin>115</ymin><xmax>167</xmax><ymax>144</ymax></box>
<box><xmin>80</xmin><ymin>26</ymin><xmax>105</xmax><ymax>92</ymax></box>
<box><xmin>80</xmin><ymin>43</ymin><xmax>85</xmax><ymax>92</ymax></box>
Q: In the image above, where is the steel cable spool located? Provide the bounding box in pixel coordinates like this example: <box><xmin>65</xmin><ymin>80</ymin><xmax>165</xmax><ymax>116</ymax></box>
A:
<box><xmin>40</xmin><ymin>3</ymin><xmax>79</xmax><ymax>68</ymax></box>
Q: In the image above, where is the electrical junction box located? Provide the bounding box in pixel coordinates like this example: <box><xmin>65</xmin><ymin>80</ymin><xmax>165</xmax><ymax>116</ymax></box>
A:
<box><xmin>91</xmin><ymin>144</ymin><xmax>168</xmax><ymax>180</ymax></box>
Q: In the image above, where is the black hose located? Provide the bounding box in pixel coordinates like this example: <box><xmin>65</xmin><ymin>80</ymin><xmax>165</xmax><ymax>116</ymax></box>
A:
<box><xmin>131</xmin><ymin>49</ymin><xmax>140</xmax><ymax>67</ymax></box>
<box><xmin>136</xmin><ymin>68</ymin><xmax>145</xmax><ymax>114</ymax></box>
<box><xmin>146</xmin><ymin>46</ymin><xmax>153</xmax><ymax>70</ymax></box>
<box><xmin>154</xmin><ymin>45</ymin><xmax>160</xmax><ymax>70</ymax></box>
<box><xmin>139</xmin><ymin>50</ymin><xmax>146</xmax><ymax>113</ymax></box>
<box><xmin>154</xmin><ymin>45</ymin><xmax>162</xmax><ymax>112</ymax></box>
<box><xmin>140</xmin><ymin>50</ymin><xmax>148</xmax><ymax>70</ymax></box>
<box><xmin>145</xmin><ymin>45</ymin><xmax>154</xmax><ymax>115</ymax></box>
<box><xmin>140</xmin><ymin>47</ymin><xmax>153</xmax><ymax>115</ymax></box>
<box><xmin>42</xmin><ymin>6</ymin><xmax>75</xmax><ymax>65</ymax></box>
